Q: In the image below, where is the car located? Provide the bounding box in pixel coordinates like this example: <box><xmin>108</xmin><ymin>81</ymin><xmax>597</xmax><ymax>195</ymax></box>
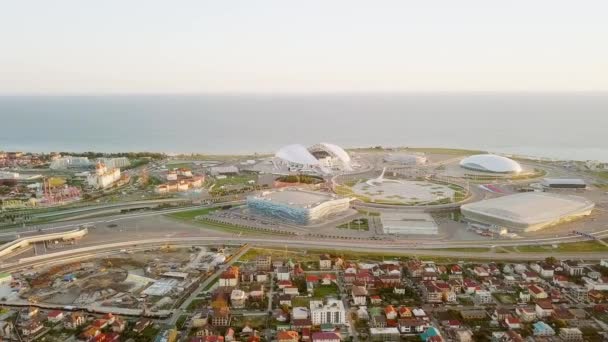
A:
<box><xmin>107</xmin><ymin>223</ymin><xmax>118</xmax><ymax>228</ymax></box>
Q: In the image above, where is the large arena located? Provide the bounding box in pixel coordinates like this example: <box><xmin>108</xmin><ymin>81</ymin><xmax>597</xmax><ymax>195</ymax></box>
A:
<box><xmin>461</xmin><ymin>192</ymin><xmax>595</xmax><ymax>232</ymax></box>
<box><xmin>246</xmin><ymin>188</ymin><xmax>351</xmax><ymax>225</ymax></box>
<box><xmin>274</xmin><ymin>142</ymin><xmax>353</xmax><ymax>174</ymax></box>
<box><xmin>459</xmin><ymin>154</ymin><xmax>522</xmax><ymax>174</ymax></box>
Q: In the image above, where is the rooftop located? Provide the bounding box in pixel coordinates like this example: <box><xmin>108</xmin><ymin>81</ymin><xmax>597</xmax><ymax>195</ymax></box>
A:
<box><xmin>250</xmin><ymin>189</ymin><xmax>338</xmax><ymax>209</ymax></box>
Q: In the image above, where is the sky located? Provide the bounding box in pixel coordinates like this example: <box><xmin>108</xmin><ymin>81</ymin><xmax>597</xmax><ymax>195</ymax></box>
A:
<box><xmin>1</xmin><ymin>0</ymin><xmax>608</xmax><ymax>94</ymax></box>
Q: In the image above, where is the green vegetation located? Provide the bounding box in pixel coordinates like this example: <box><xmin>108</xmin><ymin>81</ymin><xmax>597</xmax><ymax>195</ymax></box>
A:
<box><xmin>291</xmin><ymin>296</ymin><xmax>311</xmax><ymax>307</ymax></box>
<box><xmin>186</xmin><ymin>298</ymin><xmax>206</xmax><ymax>312</ymax></box>
<box><xmin>424</xmin><ymin>247</ymin><xmax>491</xmax><ymax>253</ymax></box>
<box><xmin>515</xmin><ymin>240</ymin><xmax>608</xmax><ymax>253</ymax></box>
<box><xmin>493</xmin><ymin>293</ymin><xmax>517</xmax><ymax>304</ymax></box>
<box><xmin>165</xmin><ymin>162</ymin><xmax>194</xmax><ymax>170</ymax></box>
<box><xmin>276</xmin><ymin>174</ymin><xmax>323</xmax><ymax>184</ymax></box>
<box><xmin>357</xmin><ymin>209</ymin><xmax>381</xmax><ymax>217</ymax></box>
<box><xmin>596</xmin><ymin>171</ymin><xmax>608</xmax><ymax>180</ymax></box>
<box><xmin>313</xmin><ymin>283</ymin><xmax>340</xmax><ymax>298</ymax></box>
<box><xmin>176</xmin><ymin>315</ymin><xmax>189</xmax><ymax>329</ymax></box>
<box><xmin>213</xmin><ymin>174</ymin><xmax>257</xmax><ymax>187</ymax></box>
<box><xmin>337</xmin><ymin>218</ymin><xmax>369</xmax><ymax>231</ymax></box>
<box><xmin>167</xmin><ymin>207</ymin><xmax>217</xmax><ymax>220</ymax></box>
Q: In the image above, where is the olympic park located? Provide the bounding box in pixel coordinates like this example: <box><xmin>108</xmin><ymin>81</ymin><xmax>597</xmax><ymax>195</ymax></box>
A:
<box><xmin>1</xmin><ymin>143</ymin><xmax>607</xmax><ymax>270</ymax></box>
<box><xmin>196</xmin><ymin>143</ymin><xmax>605</xmax><ymax>241</ymax></box>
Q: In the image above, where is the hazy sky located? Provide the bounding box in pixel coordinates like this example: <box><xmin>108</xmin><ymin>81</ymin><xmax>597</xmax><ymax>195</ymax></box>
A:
<box><xmin>2</xmin><ymin>0</ymin><xmax>607</xmax><ymax>94</ymax></box>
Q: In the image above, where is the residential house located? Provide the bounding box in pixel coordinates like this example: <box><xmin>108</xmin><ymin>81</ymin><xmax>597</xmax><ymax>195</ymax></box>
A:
<box><xmin>532</xmin><ymin>321</ymin><xmax>555</xmax><ymax>337</ymax></box>
<box><xmin>384</xmin><ymin>305</ymin><xmax>398</xmax><ymax>320</ymax></box>
<box><xmin>505</xmin><ymin>316</ymin><xmax>521</xmax><ymax>329</ymax></box>
<box><xmin>535</xmin><ymin>299</ymin><xmax>554</xmax><ymax>318</ymax></box>
<box><xmin>515</xmin><ymin>307</ymin><xmax>536</xmax><ymax>322</ymax></box>
<box><xmin>277</xmin><ymin>267</ymin><xmax>291</xmax><ymax>281</ymax></box>
<box><xmin>319</xmin><ymin>255</ymin><xmax>332</xmax><ymax>270</ymax></box>
<box><xmin>369</xmin><ymin>327</ymin><xmax>400</xmax><ymax>341</ymax></box>
<box><xmin>311</xmin><ymin>332</ymin><xmax>340</xmax><ymax>342</ymax></box>
<box><xmin>277</xmin><ymin>330</ymin><xmax>299</xmax><ymax>342</ymax></box>
<box><xmin>351</xmin><ymin>285</ymin><xmax>368</xmax><ymax>306</ymax></box>
<box><xmin>65</xmin><ymin>312</ymin><xmax>86</xmax><ymax>329</ymax></box>
<box><xmin>47</xmin><ymin>310</ymin><xmax>64</xmax><ymax>322</ymax></box>
<box><xmin>133</xmin><ymin>318</ymin><xmax>152</xmax><ymax>333</ymax></box>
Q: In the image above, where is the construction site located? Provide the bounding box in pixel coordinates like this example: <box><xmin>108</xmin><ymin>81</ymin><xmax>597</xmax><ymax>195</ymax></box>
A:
<box><xmin>2</xmin><ymin>245</ymin><xmax>236</xmax><ymax>313</ymax></box>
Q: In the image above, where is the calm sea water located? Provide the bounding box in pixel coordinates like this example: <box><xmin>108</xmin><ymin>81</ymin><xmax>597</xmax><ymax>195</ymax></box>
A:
<box><xmin>1</xmin><ymin>93</ymin><xmax>607</xmax><ymax>161</ymax></box>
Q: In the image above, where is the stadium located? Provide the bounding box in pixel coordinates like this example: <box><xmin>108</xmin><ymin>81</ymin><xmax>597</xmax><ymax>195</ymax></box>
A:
<box><xmin>246</xmin><ymin>188</ymin><xmax>351</xmax><ymax>225</ymax></box>
<box><xmin>461</xmin><ymin>192</ymin><xmax>595</xmax><ymax>232</ymax></box>
<box><xmin>459</xmin><ymin>154</ymin><xmax>522</xmax><ymax>174</ymax></box>
<box><xmin>274</xmin><ymin>143</ymin><xmax>352</xmax><ymax>174</ymax></box>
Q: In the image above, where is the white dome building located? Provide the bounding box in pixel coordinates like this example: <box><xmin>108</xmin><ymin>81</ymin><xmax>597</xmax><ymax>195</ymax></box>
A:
<box><xmin>460</xmin><ymin>154</ymin><xmax>522</xmax><ymax>174</ymax></box>
<box><xmin>274</xmin><ymin>143</ymin><xmax>352</xmax><ymax>174</ymax></box>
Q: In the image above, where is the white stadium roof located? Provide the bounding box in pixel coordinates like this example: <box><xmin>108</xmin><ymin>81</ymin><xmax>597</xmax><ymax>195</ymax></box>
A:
<box><xmin>275</xmin><ymin>142</ymin><xmax>352</xmax><ymax>172</ymax></box>
<box><xmin>461</xmin><ymin>192</ymin><xmax>594</xmax><ymax>232</ymax></box>
<box><xmin>275</xmin><ymin>144</ymin><xmax>320</xmax><ymax>166</ymax></box>
<box><xmin>316</xmin><ymin>142</ymin><xmax>351</xmax><ymax>164</ymax></box>
<box><xmin>460</xmin><ymin>154</ymin><xmax>522</xmax><ymax>173</ymax></box>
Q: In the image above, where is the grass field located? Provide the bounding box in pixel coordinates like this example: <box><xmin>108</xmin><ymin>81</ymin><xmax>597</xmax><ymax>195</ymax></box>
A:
<box><xmin>513</xmin><ymin>240</ymin><xmax>608</xmax><ymax>253</ymax></box>
<box><xmin>337</xmin><ymin>218</ymin><xmax>370</xmax><ymax>231</ymax></box>
<box><xmin>167</xmin><ymin>207</ymin><xmax>217</xmax><ymax>220</ymax></box>
<box><xmin>493</xmin><ymin>293</ymin><xmax>517</xmax><ymax>304</ymax></box>
<box><xmin>423</xmin><ymin>247</ymin><xmax>491</xmax><ymax>253</ymax></box>
<box><xmin>313</xmin><ymin>283</ymin><xmax>340</xmax><ymax>298</ymax></box>
<box><xmin>165</xmin><ymin>162</ymin><xmax>195</xmax><ymax>170</ymax></box>
<box><xmin>214</xmin><ymin>174</ymin><xmax>257</xmax><ymax>187</ymax></box>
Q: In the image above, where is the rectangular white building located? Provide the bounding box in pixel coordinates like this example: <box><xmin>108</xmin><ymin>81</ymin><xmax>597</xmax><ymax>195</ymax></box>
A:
<box><xmin>310</xmin><ymin>299</ymin><xmax>345</xmax><ymax>325</ymax></box>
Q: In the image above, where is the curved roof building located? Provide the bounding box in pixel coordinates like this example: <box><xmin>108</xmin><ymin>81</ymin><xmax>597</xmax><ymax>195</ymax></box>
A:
<box><xmin>460</xmin><ymin>154</ymin><xmax>522</xmax><ymax>174</ymax></box>
<box><xmin>274</xmin><ymin>142</ymin><xmax>352</xmax><ymax>173</ymax></box>
<box><xmin>275</xmin><ymin>144</ymin><xmax>320</xmax><ymax>166</ymax></box>
<box><xmin>461</xmin><ymin>192</ymin><xmax>594</xmax><ymax>232</ymax></box>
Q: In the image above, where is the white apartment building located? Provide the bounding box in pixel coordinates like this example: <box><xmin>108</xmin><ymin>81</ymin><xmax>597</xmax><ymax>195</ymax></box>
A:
<box><xmin>310</xmin><ymin>299</ymin><xmax>345</xmax><ymax>325</ymax></box>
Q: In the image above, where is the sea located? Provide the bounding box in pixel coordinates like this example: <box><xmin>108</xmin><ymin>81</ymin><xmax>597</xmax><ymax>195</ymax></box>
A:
<box><xmin>1</xmin><ymin>93</ymin><xmax>607</xmax><ymax>162</ymax></box>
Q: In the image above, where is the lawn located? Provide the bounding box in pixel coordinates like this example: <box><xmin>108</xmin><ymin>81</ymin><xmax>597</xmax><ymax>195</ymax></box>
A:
<box><xmin>423</xmin><ymin>247</ymin><xmax>491</xmax><ymax>253</ymax></box>
<box><xmin>165</xmin><ymin>162</ymin><xmax>194</xmax><ymax>170</ymax></box>
<box><xmin>167</xmin><ymin>207</ymin><xmax>217</xmax><ymax>220</ymax></box>
<box><xmin>291</xmin><ymin>296</ymin><xmax>311</xmax><ymax>307</ymax></box>
<box><xmin>337</xmin><ymin>218</ymin><xmax>369</xmax><ymax>231</ymax></box>
<box><xmin>214</xmin><ymin>174</ymin><xmax>257</xmax><ymax>187</ymax></box>
<box><xmin>493</xmin><ymin>293</ymin><xmax>516</xmax><ymax>304</ymax></box>
<box><xmin>313</xmin><ymin>283</ymin><xmax>340</xmax><ymax>298</ymax></box>
<box><xmin>516</xmin><ymin>240</ymin><xmax>608</xmax><ymax>253</ymax></box>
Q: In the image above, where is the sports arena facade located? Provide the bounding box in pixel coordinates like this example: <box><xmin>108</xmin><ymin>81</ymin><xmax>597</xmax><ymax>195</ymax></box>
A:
<box><xmin>247</xmin><ymin>188</ymin><xmax>351</xmax><ymax>225</ymax></box>
<box><xmin>461</xmin><ymin>192</ymin><xmax>594</xmax><ymax>232</ymax></box>
<box><xmin>460</xmin><ymin>154</ymin><xmax>522</xmax><ymax>174</ymax></box>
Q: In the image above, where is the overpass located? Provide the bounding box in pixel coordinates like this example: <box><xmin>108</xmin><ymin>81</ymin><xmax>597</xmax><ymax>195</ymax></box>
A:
<box><xmin>0</xmin><ymin>227</ymin><xmax>88</xmax><ymax>258</ymax></box>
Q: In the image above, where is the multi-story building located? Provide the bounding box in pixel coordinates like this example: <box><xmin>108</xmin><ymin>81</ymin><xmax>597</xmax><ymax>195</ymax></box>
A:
<box><xmin>559</xmin><ymin>328</ymin><xmax>583</xmax><ymax>341</ymax></box>
<box><xmin>319</xmin><ymin>254</ymin><xmax>332</xmax><ymax>270</ymax></box>
<box><xmin>310</xmin><ymin>299</ymin><xmax>345</xmax><ymax>325</ymax></box>
<box><xmin>255</xmin><ymin>255</ymin><xmax>272</xmax><ymax>271</ymax></box>
<box><xmin>230</xmin><ymin>289</ymin><xmax>247</xmax><ymax>309</ymax></box>
<box><xmin>87</xmin><ymin>162</ymin><xmax>121</xmax><ymax>189</ymax></box>
<box><xmin>474</xmin><ymin>290</ymin><xmax>493</xmax><ymax>305</ymax></box>
<box><xmin>561</xmin><ymin>260</ymin><xmax>585</xmax><ymax>276</ymax></box>
<box><xmin>351</xmin><ymin>285</ymin><xmax>368</xmax><ymax>306</ymax></box>
<box><xmin>532</xmin><ymin>321</ymin><xmax>555</xmax><ymax>337</ymax></box>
